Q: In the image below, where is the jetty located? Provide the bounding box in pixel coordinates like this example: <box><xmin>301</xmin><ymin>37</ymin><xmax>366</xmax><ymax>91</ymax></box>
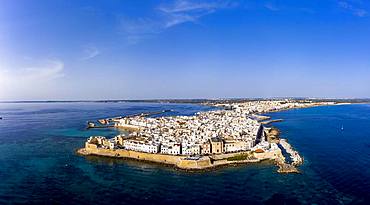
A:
<box><xmin>87</xmin><ymin>122</ymin><xmax>114</xmax><ymax>129</ymax></box>
<box><xmin>260</xmin><ymin>119</ymin><xmax>283</xmax><ymax>125</ymax></box>
<box><xmin>115</xmin><ymin>109</ymin><xmax>173</xmax><ymax>119</ymax></box>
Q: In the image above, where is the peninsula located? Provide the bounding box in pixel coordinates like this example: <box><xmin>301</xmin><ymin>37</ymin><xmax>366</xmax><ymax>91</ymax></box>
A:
<box><xmin>77</xmin><ymin>100</ymin><xmax>336</xmax><ymax>173</ymax></box>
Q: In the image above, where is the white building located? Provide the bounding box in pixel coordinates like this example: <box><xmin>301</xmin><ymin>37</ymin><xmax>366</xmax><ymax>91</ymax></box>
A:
<box><xmin>224</xmin><ymin>140</ymin><xmax>248</xmax><ymax>153</ymax></box>
<box><xmin>182</xmin><ymin>144</ymin><xmax>201</xmax><ymax>156</ymax></box>
<box><xmin>123</xmin><ymin>139</ymin><xmax>160</xmax><ymax>153</ymax></box>
<box><xmin>161</xmin><ymin>145</ymin><xmax>169</xmax><ymax>154</ymax></box>
<box><xmin>167</xmin><ymin>144</ymin><xmax>181</xmax><ymax>155</ymax></box>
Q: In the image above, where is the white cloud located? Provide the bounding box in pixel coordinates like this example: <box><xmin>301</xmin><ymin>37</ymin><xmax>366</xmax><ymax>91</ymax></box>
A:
<box><xmin>1</xmin><ymin>59</ymin><xmax>64</xmax><ymax>82</ymax></box>
<box><xmin>0</xmin><ymin>59</ymin><xmax>64</xmax><ymax>100</ymax></box>
<box><xmin>264</xmin><ymin>3</ymin><xmax>280</xmax><ymax>11</ymax></box>
<box><xmin>118</xmin><ymin>0</ymin><xmax>235</xmax><ymax>44</ymax></box>
<box><xmin>338</xmin><ymin>1</ymin><xmax>367</xmax><ymax>17</ymax></box>
<box><xmin>159</xmin><ymin>0</ymin><xmax>235</xmax><ymax>28</ymax></box>
<box><xmin>118</xmin><ymin>17</ymin><xmax>163</xmax><ymax>44</ymax></box>
<box><xmin>119</xmin><ymin>18</ymin><xmax>161</xmax><ymax>34</ymax></box>
<box><xmin>81</xmin><ymin>45</ymin><xmax>100</xmax><ymax>60</ymax></box>
<box><xmin>159</xmin><ymin>0</ymin><xmax>221</xmax><ymax>13</ymax></box>
<box><xmin>164</xmin><ymin>13</ymin><xmax>200</xmax><ymax>28</ymax></box>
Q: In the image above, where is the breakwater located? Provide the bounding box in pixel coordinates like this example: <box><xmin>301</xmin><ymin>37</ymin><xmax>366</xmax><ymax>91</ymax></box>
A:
<box><xmin>279</xmin><ymin>139</ymin><xmax>303</xmax><ymax>166</ymax></box>
<box><xmin>261</xmin><ymin>119</ymin><xmax>283</xmax><ymax>125</ymax></box>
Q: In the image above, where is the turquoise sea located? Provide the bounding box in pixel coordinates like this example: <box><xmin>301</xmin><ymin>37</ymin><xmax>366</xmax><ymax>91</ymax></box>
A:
<box><xmin>0</xmin><ymin>102</ymin><xmax>370</xmax><ymax>204</ymax></box>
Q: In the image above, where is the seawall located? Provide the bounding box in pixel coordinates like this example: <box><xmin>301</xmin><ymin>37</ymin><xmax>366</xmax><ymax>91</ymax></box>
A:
<box><xmin>77</xmin><ymin>147</ymin><xmax>213</xmax><ymax>170</ymax></box>
<box><xmin>77</xmin><ymin>147</ymin><xmax>283</xmax><ymax>171</ymax></box>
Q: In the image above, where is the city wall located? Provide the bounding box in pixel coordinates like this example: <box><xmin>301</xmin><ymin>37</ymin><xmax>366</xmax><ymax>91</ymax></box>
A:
<box><xmin>77</xmin><ymin>145</ymin><xmax>284</xmax><ymax>170</ymax></box>
<box><xmin>78</xmin><ymin>147</ymin><xmax>213</xmax><ymax>170</ymax></box>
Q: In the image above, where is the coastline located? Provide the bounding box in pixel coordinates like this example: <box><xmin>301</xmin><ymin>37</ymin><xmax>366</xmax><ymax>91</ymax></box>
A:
<box><xmin>77</xmin><ymin>147</ymin><xmax>283</xmax><ymax>171</ymax></box>
<box><xmin>77</xmin><ymin>101</ymin><xmax>343</xmax><ymax>173</ymax></box>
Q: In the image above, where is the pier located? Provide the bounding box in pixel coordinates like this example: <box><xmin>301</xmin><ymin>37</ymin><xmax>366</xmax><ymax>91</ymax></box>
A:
<box><xmin>260</xmin><ymin>119</ymin><xmax>283</xmax><ymax>125</ymax></box>
<box><xmin>87</xmin><ymin>122</ymin><xmax>114</xmax><ymax>129</ymax></box>
<box><xmin>119</xmin><ymin>109</ymin><xmax>173</xmax><ymax>119</ymax></box>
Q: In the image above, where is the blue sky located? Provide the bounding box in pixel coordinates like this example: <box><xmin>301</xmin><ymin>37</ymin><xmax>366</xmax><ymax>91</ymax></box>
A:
<box><xmin>1</xmin><ymin>0</ymin><xmax>370</xmax><ymax>100</ymax></box>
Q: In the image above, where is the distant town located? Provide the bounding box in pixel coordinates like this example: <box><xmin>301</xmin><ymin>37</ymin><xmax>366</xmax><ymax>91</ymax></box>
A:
<box><xmin>78</xmin><ymin>100</ymin><xmax>340</xmax><ymax>172</ymax></box>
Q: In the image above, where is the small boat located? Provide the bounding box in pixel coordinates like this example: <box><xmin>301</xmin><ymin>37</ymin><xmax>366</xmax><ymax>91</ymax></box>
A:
<box><xmin>341</xmin><ymin>125</ymin><xmax>344</xmax><ymax>131</ymax></box>
<box><xmin>87</xmin><ymin>121</ymin><xmax>95</xmax><ymax>128</ymax></box>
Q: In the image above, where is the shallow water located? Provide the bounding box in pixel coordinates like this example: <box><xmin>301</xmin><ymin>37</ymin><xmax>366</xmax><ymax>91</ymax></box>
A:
<box><xmin>0</xmin><ymin>102</ymin><xmax>369</xmax><ymax>204</ymax></box>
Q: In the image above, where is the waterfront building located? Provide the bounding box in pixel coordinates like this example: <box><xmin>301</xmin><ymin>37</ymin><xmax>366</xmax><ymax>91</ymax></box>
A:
<box><xmin>182</xmin><ymin>144</ymin><xmax>201</xmax><ymax>156</ymax></box>
<box><xmin>85</xmin><ymin>136</ymin><xmax>112</xmax><ymax>149</ymax></box>
<box><xmin>210</xmin><ymin>137</ymin><xmax>224</xmax><ymax>154</ymax></box>
<box><xmin>167</xmin><ymin>144</ymin><xmax>181</xmax><ymax>155</ymax></box>
<box><xmin>85</xmin><ymin>141</ymin><xmax>98</xmax><ymax>150</ymax></box>
<box><xmin>123</xmin><ymin>138</ymin><xmax>160</xmax><ymax>153</ymax></box>
<box><xmin>161</xmin><ymin>145</ymin><xmax>169</xmax><ymax>154</ymax></box>
<box><xmin>253</xmin><ymin>141</ymin><xmax>270</xmax><ymax>151</ymax></box>
<box><xmin>114</xmin><ymin>135</ymin><xmax>124</xmax><ymax>146</ymax></box>
<box><xmin>224</xmin><ymin>140</ymin><xmax>249</xmax><ymax>153</ymax></box>
<box><xmin>201</xmin><ymin>141</ymin><xmax>211</xmax><ymax>155</ymax></box>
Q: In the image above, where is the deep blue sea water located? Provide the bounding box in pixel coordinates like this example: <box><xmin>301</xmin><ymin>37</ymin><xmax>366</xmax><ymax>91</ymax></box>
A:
<box><xmin>0</xmin><ymin>102</ymin><xmax>370</xmax><ymax>204</ymax></box>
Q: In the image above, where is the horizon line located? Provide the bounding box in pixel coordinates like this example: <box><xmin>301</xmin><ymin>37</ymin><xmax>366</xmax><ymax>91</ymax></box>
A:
<box><xmin>1</xmin><ymin>97</ymin><xmax>370</xmax><ymax>103</ymax></box>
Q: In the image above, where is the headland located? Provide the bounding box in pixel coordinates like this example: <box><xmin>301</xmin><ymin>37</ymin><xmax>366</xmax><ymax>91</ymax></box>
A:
<box><xmin>78</xmin><ymin>99</ymin><xmax>339</xmax><ymax>173</ymax></box>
